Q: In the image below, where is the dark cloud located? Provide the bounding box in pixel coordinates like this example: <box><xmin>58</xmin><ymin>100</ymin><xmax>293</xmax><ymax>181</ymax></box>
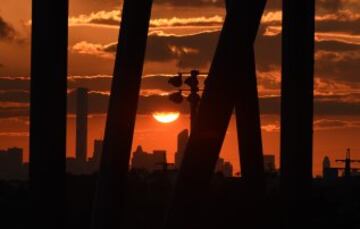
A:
<box><xmin>103</xmin><ymin>31</ymin><xmax>219</xmax><ymax>68</ymax></box>
<box><xmin>156</xmin><ymin>0</ymin><xmax>355</xmax><ymax>13</ymax></box>
<box><xmin>72</xmin><ymin>0</ymin><xmax>223</xmax><ymax>10</ymax></box>
<box><xmin>70</xmin><ymin>10</ymin><xmax>360</xmax><ymax>36</ymax></box>
<box><xmin>256</xmin><ymin>32</ymin><xmax>360</xmax><ymax>83</ymax></box>
<box><xmin>317</xmin><ymin>0</ymin><xmax>360</xmax><ymax>13</ymax></box>
<box><xmin>1</xmin><ymin>89</ymin><xmax>358</xmax><ymax>118</ymax></box>
<box><xmin>314</xmin><ymin>119</ymin><xmax>360</xmax><ymax>129</ymax></box>
<box><xmin>262</xmin><ymin>2</ymin><xmax>360</xmax><ymax>35</ymax></box>
<box><xmin>71</xmin><ymin>0</ymin><xmax>340</xmax><ymax>10</ymax></box>
<box><xmin>0</xmin><ymin>75</ymin><xmax>205</xmax><ymax>93</ymax></box>
<box><xmin>0</xmin><ymin>107</ymin><xmax>28</xmax><ymax>119</ymax></box>
<box><xmin>265</xmin><ymin>0</ymin><xmax>359</xmax><ymax>13</ymax></box>
<box><xmin>315</xmin><ymin>96</ymin><xmax>360</xmax><ymax>115</ymax></box>
<box><xmin>69</xmin><ymin>75</ymin><xmax>186</xmax><ymax>92</ymax></box>
<box><xmin>141</xmin><ymin>75</ymin><xmax>206</xmax><ymax>92</ymax></box>
<box><xmin>318</xmin><ymin>0</ymin><xmax>342</xmax><ymax>13</ymax></box>
<box><xmin>261</xmin><ymin>14</ymin><xmax>360</xmax><ymax>35</ymax></box>
<box><xmin>153</xmin><ymin>0</ymin><xmax>224</xmax><ymax>7</ymax></box>
<box><xmin>54</xmin><ymin>24</ymin><xmax>360</xmax><ymax>85</ymax></box>
<box><xmin>72</xmin><ymin>0</ymin><xmax>122</xmax><ymax>10</ymax></box>
<box><xmin>149</xmin><ymin>32</ymin><xmax>219</xmax><ymax>68</ymax></box>
<box><xmin>71</xmin><ymin>0</ymin><xmax>360</xmax><ymax>14</ymax></box>
<box><xmin>0</xmin><ymin>16</ymin><xmax>17</xmax><ymax>42</ymax></box>
<box><xmin>141</xmin><ymin>75</ymin><xmax>178</xmax><ymax>91</ymax></box>
<box><xmin>260</xmin><ymin>93</ymin><xmax>360</xmax><ymax>116</ymax></box>
<box><xmin>316</xmin><ymin>50</ymin><xmax>360</xmax><ymax>83</ymax></box>
<box><xmin>66</xmin><ymin>90</ymin><xmax>187</xmax><ymax>114</ymax></box>
<box><xmin>0</xmin><ymin>91</ymin><xmax>28</xmax><ymax>103</ymax></box>
<box><xmin>0</xmin><ymin>77</ymin><xmax>29</xmax><ymax>91</ymax></box>
<box><xmin>68</xmin><ymin>76</ymin><xmax>111</xmax><ymax>91</ymax></box>
<box><xmin>101</xmin><ymin>28</ymin><xmax>360</xmax><ymax>82</ymax></box>
<box><xmin>316</xmin><ymin>18</ymin><xmax>360</xmax><ymax>35</ymax></box>
<box><xmin>316</xmin><ymin>40</ymin><xmax>360</xmax><ymax>52</ymax></box>
<box><xmin>264</xmin><ymin>0</ymin><xmax>281</xmax><ymax>11</ymax></box>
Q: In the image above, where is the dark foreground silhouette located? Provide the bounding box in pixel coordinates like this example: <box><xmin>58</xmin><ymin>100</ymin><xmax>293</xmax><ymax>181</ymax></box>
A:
<box><xmin>1</xmin><ymin>172</ymin><xmax>360</xmax><ymax>229</ymax></box>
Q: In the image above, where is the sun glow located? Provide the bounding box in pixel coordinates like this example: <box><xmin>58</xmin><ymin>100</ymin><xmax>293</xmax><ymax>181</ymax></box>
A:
<box><xmin>152</xmin><ymin>112</ymin><xmax>180</xmax><ymax>123</ymax></box>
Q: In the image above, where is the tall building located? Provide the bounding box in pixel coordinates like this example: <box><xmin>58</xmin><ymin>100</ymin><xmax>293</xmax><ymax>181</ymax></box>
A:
<box><xmin>76</xmin><ymin>88</ymin><xmax>88</xmax><ymax>162</ymax></box>
<box><xmin>175</xmin><ymin>129</ymin><xmax>189</xmax><ymax>169</ymax></box>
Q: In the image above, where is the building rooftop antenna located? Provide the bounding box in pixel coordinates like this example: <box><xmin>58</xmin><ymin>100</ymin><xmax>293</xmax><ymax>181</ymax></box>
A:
<box><xmin>336</xmin><ymin>148</ymin><xmax>360</xmax><ymax>177</ymax></box>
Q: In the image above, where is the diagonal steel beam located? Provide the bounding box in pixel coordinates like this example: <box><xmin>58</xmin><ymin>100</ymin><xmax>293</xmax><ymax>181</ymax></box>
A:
<box><xmin>280</xmin><ymin>0</ymin><xmax>315</xmax><ymax>226</ymax></box>
<box><xmin>164</xmin><ymin>0</ymin><xmax>266</xmax><ymax>228</ymax></box>
<box><xmin>91</xmin><ymin>1</ymin><xmax>153</xmax><ymax>229</ymax></box>
<box><xmin>30</xmin><ymin>1</ymin><xmax>68</xmax><ymax>229</ymax></box>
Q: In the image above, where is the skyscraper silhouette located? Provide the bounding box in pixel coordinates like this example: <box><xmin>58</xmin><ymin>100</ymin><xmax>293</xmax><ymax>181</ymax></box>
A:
<box><xmin>280</xmin><ymin>0</ymin><xmax>315</xmax><ymax>227</ymax></box>
<box><xmin>76</xmin><ymin>88</ymin><xmax>88</xmax><ymax>162</ymax></box>
<box><xmin>175</xmin><ymin>129</ymin><xmax>189</xmax><ymax>169</ymax></box>
<box><xmin>30</xmin><ymin>0</ymin><xmax>68</xmax><ymax>229</ymax></box>
<box><xmin>164</xmin><ymin>1</ymin><xmax>266</xmax><ymax>228</ymax></box>
<box><xmin>91</xmin><ymin>1</ymin><xmax>153</xmax><ymax>229</ymax></box>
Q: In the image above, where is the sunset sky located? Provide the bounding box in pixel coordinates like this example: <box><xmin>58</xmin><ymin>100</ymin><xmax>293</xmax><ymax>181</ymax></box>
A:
<box><xmin>0</xmin><ymin>0</ymin><xmax>359</xmax><ymax>175</ymax></box>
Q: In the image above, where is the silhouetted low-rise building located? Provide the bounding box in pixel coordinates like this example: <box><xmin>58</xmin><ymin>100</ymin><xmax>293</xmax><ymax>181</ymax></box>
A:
<box><xmin>152</xmin><ymin>150</ymin><xmax>167</xmax><ymax>170</ymax></box>
<box><xmin>264</xmin><ymin>154</ymin><xmax>276</xmax><ymax>173</ymax></box>
<box><xmin>131</xmin><ymin>145</ymin><xmax>152</xmax><ymax>171</ymax></box>
<box><xmin>323</xmin><ymin>168</ymin><xmax>338</xmax><ymax>180</ymax></box>
<box><xmin>322</xmin><ymin>156</ymin><xmax>338</xmax><ymax>180</ymax></box>
<box><xmin>0</xmin><ymin>147</ymin><xmax>27</xmax><ymax>180</ymax></box>
<box><xmin>67</xmin><ymin>139</ymin><xmax>103</xmax><ymax>175</ymax></box>
<box><xmin>66</xmin><ymin>157</ymin><xmax>88</xmax><ymax>175</ymax></box>
<box><xmin>223</xmin><ymin>162</ymin><xmax>233</xmax><ymax>177</ymax></box>
<box><xmin>88</xmin><ymin>139</ymin><xmax>103</xmax><ymax>171</ymax></box>
<box><xmin>215</xmin><ymin>158</ymin><xmax>225</xmax><ymax>173</ymax></box>
<box><xmin>131</xmin><ymin>146</ymin><xmax>168</xmax><ymax>172</ymax></box>
<box><xmin>215</xmin><ymin>157</ymin><xmax>233</xmax><ymax>177</ymax></box>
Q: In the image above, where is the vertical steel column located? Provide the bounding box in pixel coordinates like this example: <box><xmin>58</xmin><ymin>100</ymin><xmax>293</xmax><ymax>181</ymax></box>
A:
<box><xmin>30</xmin><ymin>1</ymin><xmax>68</xmax><ymax>229</ymax></box>
<box><xmin>280</xmin><ymin>0</ymin><xmax>315</xmax><ymax>226</ymax></box>
<box><xmin>164</xmin><ymin>1</ymin><xmax>266</xmax><ymax>228</ymax></box>
<box><xmin>91</xmin><ymin>1</ymin><xmax>152</xmax><ymax>229</ymax></box>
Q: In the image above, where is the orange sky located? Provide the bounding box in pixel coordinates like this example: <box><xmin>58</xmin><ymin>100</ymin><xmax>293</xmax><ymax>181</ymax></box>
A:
<box><xmin>0</xmin><ymin>0</ymin><xmax>359</xmax><ymax>176</ymax></box>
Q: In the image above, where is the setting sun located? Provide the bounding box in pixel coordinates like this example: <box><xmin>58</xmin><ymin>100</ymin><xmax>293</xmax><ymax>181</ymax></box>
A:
<box><xmin>152</xmin><ymin>112</ymin><xmax>180</xmax><ymax>123</ymax></box>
